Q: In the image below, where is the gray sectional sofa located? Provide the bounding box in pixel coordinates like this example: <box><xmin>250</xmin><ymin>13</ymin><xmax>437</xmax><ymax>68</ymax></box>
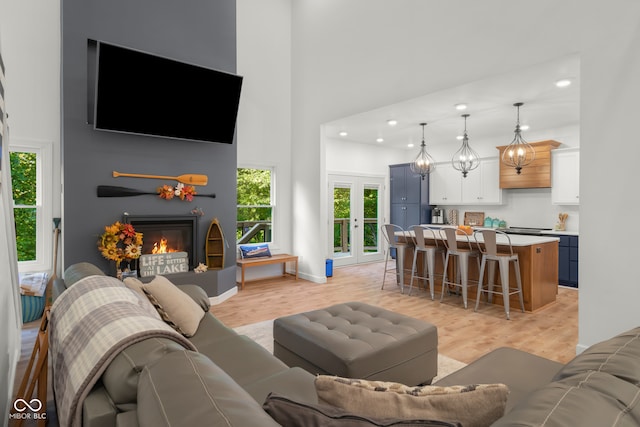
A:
<box><xmin>52</xmin><ymin>262</ymin><xmax>640</xmax><ymax>426</ymax></box>
<box><xmin>52</xmin><ymin>262</ymin><xmax>318</xmax><ymax>426</ymax></box>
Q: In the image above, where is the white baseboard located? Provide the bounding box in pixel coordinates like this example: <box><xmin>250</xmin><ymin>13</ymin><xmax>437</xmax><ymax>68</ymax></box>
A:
<box><xmin>208</xmin><ymin>286</ymin><xmax>238</xmax><ymax>306</ymax></box>
<box><xmin>298</xmin><ymin>271</ymin><xmax>326</xmax><ymax>284</ymax></box>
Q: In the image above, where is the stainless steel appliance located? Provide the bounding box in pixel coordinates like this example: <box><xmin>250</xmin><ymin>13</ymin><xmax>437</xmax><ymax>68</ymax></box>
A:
<box><xmin>503</xmin><ymin>226</ymin><xmax>552</xmax><ymax>235</ymax></box>
<box><xmin>431</xmin><ymin>207</ymin><xmax>445</xmax><ymax>224</ymax></box>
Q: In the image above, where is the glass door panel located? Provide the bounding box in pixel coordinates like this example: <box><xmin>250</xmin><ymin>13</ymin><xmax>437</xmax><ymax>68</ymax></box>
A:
<box><xmin>329</xmin><ymin>175</ymin><xmax>384</xmax><ymax>267</ymax></box>
<box><xmin>333</xmin><ymin>184</ymin><xmax>352</xmax><ymax>259</ymax></box>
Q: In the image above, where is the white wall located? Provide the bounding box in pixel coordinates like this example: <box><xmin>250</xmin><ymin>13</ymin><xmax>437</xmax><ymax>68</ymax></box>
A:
<box><xmin>0</xmin><ymin>0</ymin><xmax>61</xmax><ymax>218</ymax></box>
<box><xmin>236</xmin><ymin>0</ymin><xmax>297</xmax><ymax>281</ymax></box>
<box><xmin>578</xmin><ymin>2</ymin><xmax>640</xmax><ymax>351</ymax></box>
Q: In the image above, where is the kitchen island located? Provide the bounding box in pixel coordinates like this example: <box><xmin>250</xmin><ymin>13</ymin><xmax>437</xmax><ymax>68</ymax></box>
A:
<box><xmin>397</xmin><ymin>229</ymin><xmax>559</xmax><ymax>312</ymax></box>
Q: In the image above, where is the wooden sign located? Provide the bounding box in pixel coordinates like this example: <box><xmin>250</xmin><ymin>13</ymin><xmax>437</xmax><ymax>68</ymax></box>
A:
<box><xmin>139</xmin><ymin>252</ymin><xmax>189</xmax><ymax>277</ymax></box>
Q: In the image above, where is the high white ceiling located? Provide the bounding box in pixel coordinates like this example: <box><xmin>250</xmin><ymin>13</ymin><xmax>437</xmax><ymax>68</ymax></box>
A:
<box><xmin>323</xmin><ymin>54</ymin><xmax>580</xmax><ymax>149</ymax></box>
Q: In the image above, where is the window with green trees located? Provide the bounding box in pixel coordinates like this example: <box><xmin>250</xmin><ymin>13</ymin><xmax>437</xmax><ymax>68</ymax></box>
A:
<box><xmin>10</xmin><ymin>151</ymin><xmax>37</xmax><ymax>261</ymax></box>
<box><xmin>237</xmin><ymin>167</ymin><xmax>274</xmax><ymax>244</ymax></box>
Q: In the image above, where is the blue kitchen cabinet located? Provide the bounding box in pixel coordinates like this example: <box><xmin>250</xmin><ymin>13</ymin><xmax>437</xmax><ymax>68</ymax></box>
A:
<box><xmin>389</xmin><ymin>163</ymin><xmax>429</xmax><ymax>230</ymax></box>
<box><xmin>558</xmin><ymin>234</ymin><xmax>578</xmax><ymax>288</ymax></box>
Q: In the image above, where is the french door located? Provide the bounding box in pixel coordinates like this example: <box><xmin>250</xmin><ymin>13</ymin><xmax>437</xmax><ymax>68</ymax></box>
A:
<box><xmin>329</xmin><ymin>175</ymin><xmax>385</xmax><ymax>267</ymax></box>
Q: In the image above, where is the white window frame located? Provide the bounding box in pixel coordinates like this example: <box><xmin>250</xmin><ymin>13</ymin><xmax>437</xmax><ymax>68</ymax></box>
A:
<box><xmin>237</xmin><ymin>165</ymin><xmax>276</xmax><ymax>248</ymax></box>
<box><xmin>10</xmin><ymin>139</ymin><xmax>53</xmax><ymax>273</ymax></box>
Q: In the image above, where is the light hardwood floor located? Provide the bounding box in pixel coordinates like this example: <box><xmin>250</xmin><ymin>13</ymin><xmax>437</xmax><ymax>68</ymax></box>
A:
<box><xmin>13</xmin><ymin>261</ymin><xmax>578</xmax><ymax>426</ymax></box>
<box><xmin>210</xmin><ymin>261</ymin><xmax>579</xmax><ymax>365</ymax></box>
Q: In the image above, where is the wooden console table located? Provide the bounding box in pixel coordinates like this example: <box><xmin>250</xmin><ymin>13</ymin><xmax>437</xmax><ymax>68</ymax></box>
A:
<box><xmin>236</xmin><ymin>254</ymin><xmax>298</xmax><ymax>290</ymax></box>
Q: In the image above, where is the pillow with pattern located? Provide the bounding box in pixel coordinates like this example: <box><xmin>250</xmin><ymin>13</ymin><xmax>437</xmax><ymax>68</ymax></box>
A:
<box><xmin>315</xmin><ymin>376</ymin><xmax>508</xmax><ymax>427</ymax></box>
<box><xmin>239</xmin><ymin>243</ymin><xmax>272</xmax><ymax>259</ymax></box>
<box><xmin>263</xmin><ymin>392</ymin><xmax>462</xmax><ymax>427</ymax></box>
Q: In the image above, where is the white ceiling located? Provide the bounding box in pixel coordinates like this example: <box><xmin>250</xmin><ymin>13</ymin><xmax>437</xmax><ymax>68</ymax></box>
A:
<box><xmin>323</xmin><ymin>54</ymin><xmax>580</xmax><ymax>149</ymax></box>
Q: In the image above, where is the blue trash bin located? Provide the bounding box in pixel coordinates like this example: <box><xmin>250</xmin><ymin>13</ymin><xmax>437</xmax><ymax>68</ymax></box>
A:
<box><xmin>326</xmin><ymin>259</ymin><xmax>333</xmax><ymax>277</ymax></box>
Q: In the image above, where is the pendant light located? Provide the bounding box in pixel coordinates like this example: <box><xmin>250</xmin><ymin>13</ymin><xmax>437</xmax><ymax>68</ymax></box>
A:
<box><xmin>410</xmin><ymin>123</ymin><xmax>436</xmax><ymax>180</ymax></box>
<box><xmin>451</xmin><ymin>114</ymin><xmax>480</xmax><ymax>178</ymax></box>
<box><xmin>502</xmin><ymin>102</ymin><xmax>535</xmax><ymax>175</ymax></box>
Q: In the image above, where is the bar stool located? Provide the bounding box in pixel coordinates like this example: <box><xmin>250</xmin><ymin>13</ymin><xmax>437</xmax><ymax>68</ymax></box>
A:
<box><xmin>409</xmin><ymin>225</ymin><xmax>445</xmax><ymax>299</ymax></box>
<box><xmin>474</xmin><ymin>229</ymin><xmax>525</xmax><ymax>320</ymax></box>
<box><xmin>381</xmin><ymin>224</ymin><xmax>413</xmax><ymax>294</ymax></box>
<box><xmin>439</xmin><ymin>227</ymin><xmax>480</xmax><ymax>309</ymax></box>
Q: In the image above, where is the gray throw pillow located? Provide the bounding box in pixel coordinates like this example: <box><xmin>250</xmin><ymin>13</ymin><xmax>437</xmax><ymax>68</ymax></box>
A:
<box><xmin>142</xmin><ymin>275</ymin><xmax>205</xmax><ymax>337</ymax></box>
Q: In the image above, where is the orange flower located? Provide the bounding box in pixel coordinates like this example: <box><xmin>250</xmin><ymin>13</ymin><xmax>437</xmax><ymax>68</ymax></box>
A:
<box><xmin>180</xmin><ymin>185</ymin><xmax>196</xmax><ymax>201</ymax></box>
<box><xmin>158</xmin><ymin>183</ymin><xmax>197</xmax><ymax>202</ymax></box>
<box><xmin>157</xmin><ymin>185</ymin><xmax>175</xmax><ymax>200</ymax></box>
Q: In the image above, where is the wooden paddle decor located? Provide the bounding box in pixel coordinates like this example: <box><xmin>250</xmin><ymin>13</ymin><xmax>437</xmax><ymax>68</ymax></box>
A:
<box><xmin>113</xmin><ymin>170</ymin><xmax>208</xmax><ymax>186</ymax></box>
<box><xmin>97</xmin><ymin>185</ymin><xmax>216</xmax><ymax>198</ymax></box>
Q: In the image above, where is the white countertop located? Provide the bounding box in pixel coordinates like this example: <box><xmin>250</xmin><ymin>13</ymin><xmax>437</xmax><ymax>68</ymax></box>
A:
<box><xmin>402</xmin><ymin>225</ymin><xmax>560</xmax><ymax>247</ymax></box>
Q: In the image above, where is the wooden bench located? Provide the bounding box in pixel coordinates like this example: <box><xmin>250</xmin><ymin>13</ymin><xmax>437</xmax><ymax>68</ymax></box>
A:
<box><xmin>236</xmin><ymin>254</ymin><xmax>298</xmax><ymax>290</ymax></box>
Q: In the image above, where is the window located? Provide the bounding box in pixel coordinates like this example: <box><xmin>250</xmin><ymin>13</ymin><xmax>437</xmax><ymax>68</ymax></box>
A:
<box><xmin>9</xmin><ymin>140</ymin><xmax>52</xmax><ymax>272</ymax></box>
<box><xmin>237</xmin><ymin>167</ymin><xmax>274</xmax><ymax>244</ymax></box>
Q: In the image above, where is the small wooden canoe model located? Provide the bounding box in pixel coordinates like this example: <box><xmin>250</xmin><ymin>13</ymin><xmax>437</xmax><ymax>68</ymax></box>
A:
<box><xmin>206</xmin><ymin>218</ymin><xmax>225</xmax><ymax>269</ymax></box>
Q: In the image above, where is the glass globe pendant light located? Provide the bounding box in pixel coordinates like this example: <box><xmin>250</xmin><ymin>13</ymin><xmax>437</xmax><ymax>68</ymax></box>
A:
<box><xmin>451</xmin><ymin>113</ymin><xmax>480</xmax><ymax>178</ymax></box>
<box><xmin>502</xmin><ymin>102</ymin><xmax>535</xmax><ymax>175</ymax></box>
<box><xmin>410</xmin><ymin>122</ymin><xmax>436</xmax><ymax>180</ymax></box>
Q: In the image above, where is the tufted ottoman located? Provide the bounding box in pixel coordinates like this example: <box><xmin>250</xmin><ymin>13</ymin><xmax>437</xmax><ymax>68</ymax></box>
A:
<box><xmin>273</xmin><ymin>302</ymin><xmax>438</xmax><ymax>386</ymax></box>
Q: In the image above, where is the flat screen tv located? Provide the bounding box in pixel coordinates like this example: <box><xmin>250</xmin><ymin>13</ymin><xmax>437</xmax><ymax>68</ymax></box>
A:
<box><xmin>94</xmin><ymin>41</ymin><xmax>243</xmax><ymax>144</ymax></box>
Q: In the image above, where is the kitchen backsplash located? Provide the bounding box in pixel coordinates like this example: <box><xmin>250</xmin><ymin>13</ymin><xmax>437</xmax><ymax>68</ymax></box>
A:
<box><xmin>440</xmin><ymin>187</ymin><xmax>579</xmax><ymax>232</ymax></box>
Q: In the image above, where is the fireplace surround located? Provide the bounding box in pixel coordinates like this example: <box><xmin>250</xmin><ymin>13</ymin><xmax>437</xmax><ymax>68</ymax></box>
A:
<box><xmin>124</xmin><ymin>214</ymin><xmax>199</xmax><ymax>270</ymax></box>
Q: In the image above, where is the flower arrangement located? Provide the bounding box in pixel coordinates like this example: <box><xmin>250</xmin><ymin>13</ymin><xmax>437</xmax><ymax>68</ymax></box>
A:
<box><xmin>157</xmin><ymin>183</ymin><xmax>197</xmax><ymax>201</ymax></box>
<box><xmin>98</xmin><ymin>221</ymin><xmax>143</xmax><ymax>267</ymax></box>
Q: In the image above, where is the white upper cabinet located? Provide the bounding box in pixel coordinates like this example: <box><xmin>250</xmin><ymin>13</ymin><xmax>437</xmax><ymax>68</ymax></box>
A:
<box><xmin>430</xmin><ymin>158</ymin><xmax>502</xmax><ymax>205</ymax></box>
<box><xmin>429</xmin><ymin>163</ymin><xmax>462</xmax><ymax>205</ymax></box>
<box><xmin>552</xmin><ymin>148</ymin><xmax>580</xmax><ymax>205</ymax></box>
<box><xmin>461</xmin><ymin>157</ymin><xmax>502</xmax><ymax>205</ymax></box>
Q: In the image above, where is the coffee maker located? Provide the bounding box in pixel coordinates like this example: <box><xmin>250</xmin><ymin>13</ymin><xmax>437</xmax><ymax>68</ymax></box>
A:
<box><xmin>431</xmin><ymin>206</ymin><xmax>445</xmax><ymax>224</ymax></box>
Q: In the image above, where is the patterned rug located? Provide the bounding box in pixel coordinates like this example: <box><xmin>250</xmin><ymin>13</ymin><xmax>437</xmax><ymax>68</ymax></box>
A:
<box><xmin>234</xmin><ymin>319</ymin><xmax>467</xmax><ymax>383</ymax></box>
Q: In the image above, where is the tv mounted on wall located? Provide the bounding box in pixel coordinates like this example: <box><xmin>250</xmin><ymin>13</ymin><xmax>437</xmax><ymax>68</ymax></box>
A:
<box><xmin>94</xmin><ymin>41</ymin><xmax>243</xmax><ymax>144</ymax></box>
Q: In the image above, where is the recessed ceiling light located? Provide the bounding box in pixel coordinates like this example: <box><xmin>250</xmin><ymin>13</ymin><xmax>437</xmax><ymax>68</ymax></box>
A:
<box><xmin>376</xmin><ymin>137</ymin><xmax>384</xmax><ymax>143</ymax></box>
<box><xmin>387</xmin><ymin>119</ymin><xmax>398</xmax><ymax>126</ymax></box>
<box><xmin>456</xmin><ymin>135</ymin><xmax>464</xmax><ymax>140</ymax></box>
<box><xmin>520</xmin><ymin>125</ymin><xmax>530</xmax><ymax>131</ymax></box>
<box><xmin>339</xmin><ymin>131</ymin><xmax>348</xmax><ymax>137</ymax></box>
<box><xmin>555</xmin><ymin>79</ymin><xmax>572</xmax><ymax>88</ymax></box>
<box><xmin>408</xmin><ymin>143</ymin><xmax>414</xmax><ymax>148</ymax></box>
<box><xmin>455</xmin><ymin>103</ymin><xmax>468</xmax><ymax>111</ymax></box>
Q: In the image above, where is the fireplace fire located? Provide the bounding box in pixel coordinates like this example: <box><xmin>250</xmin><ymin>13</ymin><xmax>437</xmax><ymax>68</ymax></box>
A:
<box><xmin>152</xmin><ymin>238</ymin><xmax>178</xmax><ymax>254</ymax></box>
<box><xmin>124</xmin><ymin>214</ymin><xmax>199</xmax><ymax>270</ymax></box>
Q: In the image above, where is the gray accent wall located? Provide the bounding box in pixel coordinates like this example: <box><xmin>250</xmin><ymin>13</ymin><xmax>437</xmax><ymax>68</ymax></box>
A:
<box><xmin>62</xmin><ymin>0</ymin><xmax>238</xmax><ymax>288</ymax></box>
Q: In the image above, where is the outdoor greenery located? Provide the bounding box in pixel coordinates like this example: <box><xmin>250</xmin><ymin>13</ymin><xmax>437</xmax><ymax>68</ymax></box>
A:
<box><xmin>333</xmin><ymin>187</ymin><xmax>378</xmax><ymax>253</ymax></box>
<box><xmin>10</xmin><ymin>151</ymin><xmax>37</xmax><ymax>261</ymax></box>
<box><xmin>237</xmin><ymin>168</ymin><xmax>272</xmax><ymax>243</ymax></box>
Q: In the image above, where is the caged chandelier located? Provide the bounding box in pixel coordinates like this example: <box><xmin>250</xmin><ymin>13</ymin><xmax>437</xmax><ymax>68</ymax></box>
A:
<box><xmin>451</xmin><ymin>113</ymin><xmax>480</xmax><ymax>178</ymax></box>
<box><xmin>502</xmin><ymin>102</ymin><xmax>535</xmax><ymax>175</ymax></box>
<box><xmin>410</xmin><ymin>122</ymin><xmax>436</xmax><ymax>180</ymax></box>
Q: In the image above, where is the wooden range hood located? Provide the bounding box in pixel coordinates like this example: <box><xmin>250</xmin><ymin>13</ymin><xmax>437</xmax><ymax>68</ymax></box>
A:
<box><xmin>496</xmin><ymin>140</ymin><xmax>561</xmax><ymax>188</ymax></box>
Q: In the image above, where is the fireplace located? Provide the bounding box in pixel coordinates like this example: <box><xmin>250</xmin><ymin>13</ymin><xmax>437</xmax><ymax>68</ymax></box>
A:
<box><xmin>124</xmin><ymin>214</ymin><xmax>199</xmax><ymax>270</ymax></box>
